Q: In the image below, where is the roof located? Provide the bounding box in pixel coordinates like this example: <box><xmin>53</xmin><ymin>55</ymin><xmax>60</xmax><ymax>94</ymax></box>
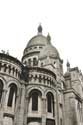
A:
<box><xmin>0</xmin><ymin>53</ymin><xmax>22</xmax><ymax>67</ymax></box>
<box><xmin>26</xmin><ymin>34</ymin><xmax>51</xmax><ymax>48</ymax></box>
<box><xmin>39</xmin><ymin>44</ymin><xmax>60</xmax><ymax>59</ymax></box>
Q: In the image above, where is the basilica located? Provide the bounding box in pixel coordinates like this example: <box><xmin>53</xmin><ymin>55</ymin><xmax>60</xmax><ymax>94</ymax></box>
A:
<box><xmin>0</xmin><ymin>25</ymin><xmax>83</xmax><ymax>125</ymax></box>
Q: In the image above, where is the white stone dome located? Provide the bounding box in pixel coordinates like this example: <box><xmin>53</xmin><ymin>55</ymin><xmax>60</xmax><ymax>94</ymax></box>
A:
<box><xmin>26</xmin><ymin>34</ymin><xmax>51</xmax><ymax>47</ymax></box>
<box><xmin>39</xmin><ymin>44</ymin><xmax>60</xmax><ymax>59</ymax></box>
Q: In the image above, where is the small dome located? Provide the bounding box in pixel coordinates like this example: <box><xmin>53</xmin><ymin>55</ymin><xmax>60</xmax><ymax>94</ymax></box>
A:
<box><xmin>39</xmin><ymin>44</ymin><xmax>59</xmax><ymax>59</ymax></box>
<box><xmin>38</xmin><ymin>24</ymin><xmax>42</xmax><ymax>34</ymax></box>
<box><xmin>26</xmin><ymin>35</ymin><xmax>51</xmax><ymax>48</ymax></box>
<box><xmin>47</xmin><ymin>33</ymin><xmax>51</xmax><ymax>42</ymax></box>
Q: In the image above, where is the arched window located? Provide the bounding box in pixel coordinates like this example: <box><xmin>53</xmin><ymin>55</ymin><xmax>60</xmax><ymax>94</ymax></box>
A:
<box><xmin>29</xmin><ymin>90</ymin><xmax>42</xmax><ymax>112</ymax></box>
<box><xmin>9</xmin><ymin>65</ymin><xmax>11</xmax><ymax>74</ymax></box>
<box><xmin>4</xmin><ymin>64</ymin><xmax>7</xmax><ymax>72</ymax></box>
<box><xmin>32</xmin><ymin>91</ymin><xmax>38</xmax><ymax>111</ymax></box>
<box><xmin>28</xmin><ymin>59</ymin><xmax>31</xmax><ymax>66</ymax></box>
<box><xmin>7</xmin><ymin>84</ymin><xmax>17</xmax><ymax>107</ymax></box>
<box><xmin>47</xmin><ymin>92</ymin><xmax>54</xmax><ymax>113</ymax></box>
<box><xmin>39</xmin><ymin>75</ymin><xmax>42</xmax><ymax>83</ymax></box>
<box><xmin>33</xmin><ymin>58</ymin><xmax>38</xmax><ymax>66</ymax></box>
<box><xmin>0</xmin><ymin>79</ymin><xmax>3</xmax><ymax>103</ymax></box>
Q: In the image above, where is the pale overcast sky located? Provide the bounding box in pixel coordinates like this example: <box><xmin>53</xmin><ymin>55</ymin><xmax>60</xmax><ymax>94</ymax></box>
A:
<box><xmin>0</xmin><ymin>0</ymin><xmax>83</xmax><ymax>72</ymax></box>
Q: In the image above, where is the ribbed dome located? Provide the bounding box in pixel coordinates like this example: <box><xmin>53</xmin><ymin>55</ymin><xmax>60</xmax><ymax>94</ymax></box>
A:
<box><xmin>39</xmin><ymin>44</ymin><xmax>59</xmax><ymax>59</ymax></box>
<box><xmin>26</xmin><ymin>35</ymin><xmax>51</xmax><ymax>48</ymax></box>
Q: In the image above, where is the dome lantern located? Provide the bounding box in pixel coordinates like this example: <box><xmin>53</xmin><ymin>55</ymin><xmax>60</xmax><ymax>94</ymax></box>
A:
<box><xmin>66</xmin><ymin>60</ymin><xmax>70</xmax><ymax>72</ymax></box>
<box><xmin>38</xmin><ymin>24</ymin><xmax>42</xmax><ymax>34</ymax></box>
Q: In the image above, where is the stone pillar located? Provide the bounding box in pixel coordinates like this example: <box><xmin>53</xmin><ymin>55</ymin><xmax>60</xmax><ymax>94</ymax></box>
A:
<box><xmin>64</xmin><ymin>93</ymin><xmax>79</xmax><ymax>125</ymax></box>
<box><xmin>62</xmin><ymin>94</ymin><xmax>65</xmax><ymax>125</ymax></box>
<box><xmin>17</xmin><ymin>84</ymin><xmax>25</xmax><ymax>125</ymax></box>
<box><xmin>54</xmin><ymin>100</ymin><xmax>57</xmax><ymax>125</ymax></box>
<box><xmin>82</xmin><ymin>100</ymin><xmax>83</xmax><ymax>124</ymax></box>
<box><xmin>69</xmin><ymin>97</ymin><xmax>78</xmax><ymax>125</ymax></box>
<box><xmin>1</xmin><ymin>89</ymin><xmax>6</xmax><ymax>108</ymax></box>
<box><xmin>42</xmin><ymin>96</ymin><xmax>46</xmax><ymax>125</ymax></box>
<box><xmin>56</xmin><ymin>90</ymin><xmax>59</xmax><ymax>125</ymax></box>
<box><xmin>12</xmin><ymin>92</ymin><xmax>15</xmax><ymax>110</ymax></box>
<box><xmin>1</xmin><ymin>64</ymin><xmax>4</xmax><ymax>72</ymax></box>
<box><xmin>5</xmin><ymin>88</ymin><xmax>10</xmax><ymax>108</ymax></box>
<box><xmin>0</xmin><ymin>89</ymin><xmax>6</xmax><ymax>125</ymax></box>
<box><xmin>24</xmin><ymin>97</ymin><xmax>29</xmax><ymax>125</ymax></box>
<box><xmin>14</xmin><ymin>91</ymin><xmax>19</xmax><ymax>125</ymax></box>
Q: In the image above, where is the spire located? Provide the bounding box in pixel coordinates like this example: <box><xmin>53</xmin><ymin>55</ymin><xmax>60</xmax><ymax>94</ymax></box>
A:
<box><xmin>47</xmin><ymin>33</ymin><xmax>51</xmax><ymax>43</ymax></box>
<box><xmin>37</xmin><ymin>24</ymin><xmax>42</xmax><ymax>35</ymax></box>
<box><xmin>66</xmin><ymin>60</ymin><xmax>70</xmax><ymax>72</ymax></box>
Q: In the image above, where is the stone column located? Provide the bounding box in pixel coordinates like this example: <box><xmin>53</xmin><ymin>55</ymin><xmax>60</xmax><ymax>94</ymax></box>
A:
<box><xmin>12</xmin><ymin>92</ymin><xmax>15</xmax><ymax>110</ymax></box>
<box><xmin>14</xmin><ymin>91</ymin><xmax>19</xmax><ymax>125</ymax></box>
<box><xmin>70</xmin><ymin>97</ymin><xmax>78</xmax><ymax>125</ymax></box>
<box><xmin>1</xmin><ymin>89</ymin><xmax>6</xmax><ymax>108</ymax></box>
<box><xmin>54</xmin><ymin>100</ymin><xmax>57</xmax><ymax>125</ymax></box>
<box><xmin>56</xmin><ymin>89</ymin><xmax>59</xmax><ymax>125</ymax></box>
<box><xmin>82</xmin><ymin>100</ymin><xmax>83</xmax><ymax>124</ymax></box>
<box><xmin>24</xmin><ymin>96</ymin><xmax>29</xmax><ymax>125</ymax></box>
<box><xmin>5</xmin><ymin>88</ymin><xmax>10</xmax><ymax>108</ymax></box>
<box><xmin>0</xmin><ymin>89</ymin><xmax>7</xmax><ymax>125</ymax></box>
<box><xmin>17</xmin><ymin>84</ymin><xmax>25</xmax><ymax>125</ymax></box>
<box><xmin>42</xmin><ymin>96</ymin><xmax>46</xmax><ymax>125</ymax></box>
<box><xmin>61</xmin><ymin>93</ymin><xmax>65</xmax><ymax>125</ymax></box>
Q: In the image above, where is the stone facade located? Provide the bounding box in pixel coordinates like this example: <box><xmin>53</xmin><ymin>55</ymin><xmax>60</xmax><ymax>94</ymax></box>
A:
<box><xmin>0</xmin><ymin>25</ymin><xmax>83</xmax><ymax>125</ymax></box>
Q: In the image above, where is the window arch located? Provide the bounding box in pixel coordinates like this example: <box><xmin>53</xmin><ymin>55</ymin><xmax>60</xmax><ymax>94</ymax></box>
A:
<box><xmin>29</xmin><ymin>89</ymin><xmax>42</xmax><ymax>111</ymax></box>
<box><xmin>0</xmin><ymin>79</ymin><xmax>3</xmax><ymax>103</ymax></box>
<box><xmin>47</xmin><ymin>92</ymin><xmax>54</xmax><ymax>114</ymax></box>
<box><xmin>7</xmin><ymin>83</ymin><xmax>17</xmax><ymax>107</ymax></box>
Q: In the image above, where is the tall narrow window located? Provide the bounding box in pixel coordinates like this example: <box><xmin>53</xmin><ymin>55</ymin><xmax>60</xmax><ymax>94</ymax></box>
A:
<box><xmin>47</xmin><ymin>92</ymin><xmax>54</xmax><ymax>113</ymax></box>
<box><xmin>47</xmin><ymin>93</ymin><xmax>52</xmax><ymax>112</ymax></box>
<box><xmin>28</xmin><ymin>59</ymin><xmax>31</xmax><ymax>66</ymax></box>
<box><xmin>7</xmin><ymin>84</ymin><xmax>17</xmax><ymax>107</ymax></box>
<box><xmin>33</xmin><ymin>58</ymin><xmax>38</xmax><ymax>66</ymax></box>
<box><xmin>0</xmin><ymin>80</ymin><xmax>3</xmax><ymax>103</ymax></box>
<box><xmin>32</xmin><ymin>91</ymin><xmax>38</xmax><ymax>111</ymax></box>
<box><xmin>4</xmin><ymin>64</ymin><xmax>7</xmax><ymax>72</ymax></box>
<box><xmin>39</xmin><ymin>75</ymin><xmax>42</xmax><ymax>83</ymax></box>
<box><xmin>9</xmin><ymin>65</ymin><xmax>11</xmax><ymax>74</ymax></box>
<box><xmin>12</xmin><ymin>67</ymin><xmax>15</xmax><ymax>75</ymax></box>
<box><xmin>60</xmin><ymin>118</ymin><xmax>62</xmax><ymax>125</ymax></box>
<box><xmin>41</xmin><ymin>62</ymin><xmax>43</xmax><ymax>67</ymax></box>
